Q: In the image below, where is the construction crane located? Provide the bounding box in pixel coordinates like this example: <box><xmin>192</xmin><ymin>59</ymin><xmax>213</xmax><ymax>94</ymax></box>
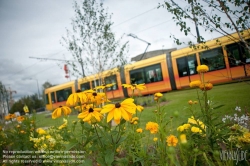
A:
<box><xmin>29</xmin><ymin>56</ymin><xmax>85</xmax><ymax>78</ymax></box>
<box><xmin>127</xmin><ymin>33</ymin><xmax>151</xmax><ymax>61</ymax></box>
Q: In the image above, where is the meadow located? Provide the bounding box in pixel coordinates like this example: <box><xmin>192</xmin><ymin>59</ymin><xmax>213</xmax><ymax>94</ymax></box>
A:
<box><xmin>36</xmin><ymin>81</ymin><xmax>250</xmax><ymax>131</ymax></box>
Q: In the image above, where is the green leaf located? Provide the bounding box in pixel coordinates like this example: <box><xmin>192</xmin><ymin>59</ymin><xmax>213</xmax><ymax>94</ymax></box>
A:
<box><xmin>105</xmin><ymin>149</ymin><xmax>115</xmax><ymax>165</ymax></box>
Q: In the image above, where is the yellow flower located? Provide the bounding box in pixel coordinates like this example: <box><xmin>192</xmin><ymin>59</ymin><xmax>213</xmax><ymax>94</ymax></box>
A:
<box><xmin>188</xmin><ymin>116</ymin><xmax>197</xmax><ymax>125</ymax></box>
<box><xmin>199</xmin><ymin>83</ymin><xmax>213</xmax><ymax>91</ymax></box>
<box><xmin>154</xmin><ymin>92</ymin><xmax>163</xmax><ymax>98</ymax></box>
<box><xmin>122</xmin><ymin>83</ymin><xmax>146</xmax><ymax>90</ymax></box>
<box><xmin>197</xmin><ymin>65</ymin><xmax>209</xmax><ymax>73</ymax></box>
<box><xmin>154</xmin><ymin>92</ymin><xmax>163</xmax><ymax>101</ymax></box>
<box><xmin>94</xmin><ymin>85</ymin><xmax>106</xmax><ymax>90</ymax></box>
<box><xmin>131</xmin><ymin>117</ymin><xmax>139</xmax><ymax>124</ymax></box>
<box><xmin>166</xmin><ymin>135</ymin><xmax>178</xmax><ymax>147</ymax></box>
<box><xmin>136</xmin><ymin>128</ymin><xmax>143</xmax><ymax>133</ymax></box>
<box><xmin>101</xmin><ymin>98</ymin><xmax>136</xmax><ymax>124</ymax></box>
<box><xmin>189</xmin><ymin>80</ymin><xmax>201</xmax><ymax>88</ymax></box>
<box><xmin>105</xmin><ymin>83</ymin><xmax>116</xmax><ymax>88</ymax></box>
<box><xmin>85</xmin><ymin>92</ymin><xmax>107</xmax><ymax>105</ymax></box>
<box><xmin>238</xmin><ymin>132</ymin><xmax>250</xmax><ymax>143</ymax></box>
<box><xmin>20</xmin><ymin>130</ymin><xmax>25</xmax><ymax>134</ymax></box>
<box><xmin>37</xmin><ymin>128</ymin><xmax>46</xmax><ymax>135</ymax></box>
<box><xmin>122</xmin><ymin>84</ymin><xmax>133</xmax><ymax>89</ymax></box>
<box><xmin>16</xmin><ymin>116</ymin><xmax>25</xmax><ymax>122</ymax></box>
<box><xmin>180</xmin><ymin>134</ymin><xmax>187</xmax><ymax>144</ymax></box>
<box><xmin>131</xmin><ymin>117</ymin><xmax>139</xmax><ymax>122</ymax></box>
<box><xmin>153</xmin><ymin>137</ymin><xmax>158</xmax><ymax>142</ymax></box>
<box><xmin>177</xmin><ymin>126</ymin><xmax>184</xmax><ymax>132</ymax></box>
<box><xmin>78</xmin><ymin>106</ymin><xmax>102</xmax><ymax>123</ymax></box>
<box><xmin>191</xmin><ymin>126</ymin><xmax>202</xmax><ymax>133</ymax></box>
<box><xmin>135</xmin><ymin>83</ymin><xmax>146</xmax><ymax>90</ymax></box>
<box><xmin>146</xmin><ymin>122</ymin><xmax>159</xmax><ymax>134</ymax></box>
<box><xmin>52</xmin><ymin>106</ymin><xmax>72</xmax><ymax>119</ymax></box>
<box><xmin>58</xmin><ymin>118</ymin><xmax>68</xmax><ymax>129</ymax></box>
<box><xmin>46</xmin><ymin>135</ymin><xmax>51</xmax><ymax>139</ymax></box>
<box><xmin>95</xmin><ymin>83</ymin><xmax>116</xmax><ymax>90</ymax></box>
<box><xmin>66</xmin><ymin>92</ymin><xmax>84</xmax><ymax>106</ymax></box>
<box><xmin>133</xmin><ymin>121</ymin><xmax>138</xmax><ymax>125</ymax></box>
<box><xmin>183</xmin><ymin>124</ymin><xmax>191</xmax><ymax>129</ymax></box>
<box><xmin>74</xmin><ymin>104</ymin><xmax>88</xmax><ymax>113</ymax></box>
<box><xmin>116</xmin><ymin>148</ymin><xmax>121</xmax><ymax>153</ymax></box>
<box><xmin>23</xmin><ymin>105</ymin><xmax>29</xmax><ymax>113</ymax></box>
<box><xmin>136</xmin><ymin>105</ymin><xmax>144</xmax><ymax>112</ymax></box>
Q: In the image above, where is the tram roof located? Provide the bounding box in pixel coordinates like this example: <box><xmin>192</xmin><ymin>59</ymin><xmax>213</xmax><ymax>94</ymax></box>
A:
<box><xmin>131</xmin><ymin>48</ymin><xmax>177</xmax><ymax>62</ymax></box>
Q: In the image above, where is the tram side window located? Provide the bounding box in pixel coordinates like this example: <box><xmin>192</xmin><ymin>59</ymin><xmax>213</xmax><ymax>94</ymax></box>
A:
<box><xmin>199</xmin><ymin>47</ymin><xmax>225</xmax><ymax>71</ymax></box>
<box><xmin>130</xmin><ymin>69</ymin><xmax>145</xmax><ymax>84</ymax></box>
<box><xmin>80</xmin><ymin>82</ymin><xmax>90</xmax><ymax>91</ymax></box>
<box><xmin>177</xmin><ymin>57</ymin><xmax>187</xmax><ymax>77</ymax></box>
<box><xmin>244</xmin><ymin>47</ymin><xmax>250</xmax><ymax>63</ymax></box>
<box><xmin>177</xmin><ymin>54</ymin><xmax>197</xmax><ymax>77</ymax></box>
<box><xmin>227</xmin><ymin>41</ymin><xmax>250</xmax><ymax>67</ymax></box>
<box><xmin>56</xmin><ymin>88</ymin><xmax>72</xmax><ymax>102</ymax></box>
<box><xmin>226</xmin><ymin>43</ymin><xmax>241</xmax><ymax>67</ymax></box>
<box><xmin>51</xmin><ymin>92</ymin><xmax>55</xmax><ymax>103</ymax></box>
<box><xmin>92</xmin><ymin>79</ymin><xmax>101</xmax><ymax>89</ymax></box>
<box><xmin>105</xmin><ymin>75</ymin><xmax>118</xmax><ymax>91</ymax></box>
<box><xmin>145</xmin><ymin>65</ymin><xmax>163</xmax><ymax>83</ymax></box>
<box><xmin>45</xmin><ymin>94</ymin><xmax>49</xmax><ymax>104</ymax></box>
<box><xmin>130</xmin><ymin>64</ymin><xmax>163</xmax><ymax>84</ymax></box>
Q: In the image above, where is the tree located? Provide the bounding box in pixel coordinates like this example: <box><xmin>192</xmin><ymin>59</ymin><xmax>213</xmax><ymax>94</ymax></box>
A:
<box><xmin>160</xmin><ymin>0</ymin><xmax>250</xmax><ymax>50</ymax></box>
<box><xmin>10</xmin><ymin>94</ymin><xmax>44</xmax><ymax>115</ymax></box>
<box><xmin>42</xmin><ymin>81</ymin><xmax>53</xmax><ymax>92</ymax></box>
<box><xmin>0</xmin><ymin>82</ymin><xmax>9</xmax><ymax>120</ymax></box>
<box><xmin>62</xmin><ymin>0</ymin><xmax>129</xmax><ymax>83</ymax></box>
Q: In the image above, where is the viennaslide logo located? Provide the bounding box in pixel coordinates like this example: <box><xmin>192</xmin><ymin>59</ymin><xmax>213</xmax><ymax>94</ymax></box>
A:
<box><xmin>220</xmin><ymin>149</ymin><xmax>248</xmax><ymax>165</ymax></box>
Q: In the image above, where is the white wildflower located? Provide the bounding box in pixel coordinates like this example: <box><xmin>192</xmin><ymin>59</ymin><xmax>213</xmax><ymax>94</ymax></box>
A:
<box><xmin>235</xmin><ymin>106</ymin><xmax>241</xmax><ymax>112</ymax></box>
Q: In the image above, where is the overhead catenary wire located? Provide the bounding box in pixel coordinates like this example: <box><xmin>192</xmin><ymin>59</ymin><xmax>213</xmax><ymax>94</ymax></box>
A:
<box><xmin>112</xmin><ymin>6</ymin><xmax>157</xmax><ymax>28</ymax></box>
<box><xmin>135</xmin><ymin>19</ymin><xmax>172</xmax><ymax>34</ymax></box>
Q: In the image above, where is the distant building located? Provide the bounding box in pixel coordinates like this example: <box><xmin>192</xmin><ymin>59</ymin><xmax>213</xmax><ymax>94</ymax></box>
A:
<box><xmin>131</xmin><ymin>48</ymin><xmax>177</xmax><ymax>62</ymax></box>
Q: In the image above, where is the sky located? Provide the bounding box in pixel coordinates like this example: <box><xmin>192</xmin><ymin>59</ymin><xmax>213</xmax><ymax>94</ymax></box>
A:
<box><xmin>0</xmin><ymin>0</ymin><xmax>221</xmax><ymax>101</ymax></box>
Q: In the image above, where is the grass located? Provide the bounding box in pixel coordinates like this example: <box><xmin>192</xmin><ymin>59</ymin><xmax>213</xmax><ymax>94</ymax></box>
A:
<box><xmin>35</xmin><ymin>81</ymin><xmax>250</xmax><ymax>133</ymax></box>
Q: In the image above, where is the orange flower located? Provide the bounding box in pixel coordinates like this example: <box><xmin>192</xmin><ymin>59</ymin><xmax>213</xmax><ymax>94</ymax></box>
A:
<box><xmin>16</xmin><ymin>116</ymin><xmax>25</xmax><ymax>122</ymax></box>
<box><xmin>4</xmin><ymin>114</ymin><xmax>12</xmax><ymax>121</ymax></box>
<box><xmin>146</xmin><ymin>122</ymin><xmax>159</xmax><ymax>134</ymax></box>
<box><xmin>199</xmin><ymin>83</ymin><xmax>213</xmax><ymax>91</ymax></box>
<box><xmin>188</xmin><ymin>100</ymin><xmax>193</xmax><ymax>105</ymax></box>
<box><xmin>166</xmin><ymin>135</ymin><xmax>178</xmax><ymax>147</ymax></box>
